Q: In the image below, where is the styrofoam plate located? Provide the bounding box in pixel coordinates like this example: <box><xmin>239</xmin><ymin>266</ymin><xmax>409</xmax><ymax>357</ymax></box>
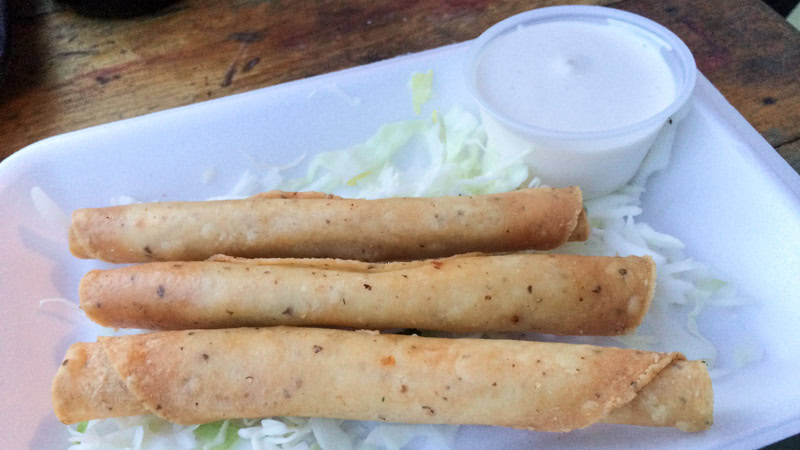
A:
<box><xmin>1</xmin><ymin>42</ymin><xmax>799</xmax><ymax>449</ymax></box>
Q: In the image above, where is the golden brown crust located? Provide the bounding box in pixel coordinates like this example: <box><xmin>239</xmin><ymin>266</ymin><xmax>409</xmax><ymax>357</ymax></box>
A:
<box><xmin>68</xmin><ymin>210</ymin><xmax>94</xmax><ymax>259</ymax></box>
<box><xmin>51</xmin><ymin>342</ymin><xmax>147</xmax><ymax>423</ymax></box>
<box><xmin>604</xmin><ymin>360</ymin><xmax>714</xmax><ymax>431</ymax></box>
<box><xmin>569</xmin><ymin>208</ymin><xmax>590</xmax><ymax>242</ymax></box>
<box><xmin>53</xmin><ymin>327</ymin><xmax>712</xmax><ymax>431</ymax></box>
<box><xmin>68</xmin><ymin>187</ymin><xmax>588</xmax><ymax>263</ymax></box>
<box><xmin>80</xmin><ymin>254</ymin><xmax>655</xmax><ymax>335</ymax></box>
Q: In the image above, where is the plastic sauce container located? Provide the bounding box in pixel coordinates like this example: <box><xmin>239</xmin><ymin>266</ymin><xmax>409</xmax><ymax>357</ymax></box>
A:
<box><xmin>466</xmin><ymin>6</ymin><xmax>697</xmax><ymax>198</ymax></box>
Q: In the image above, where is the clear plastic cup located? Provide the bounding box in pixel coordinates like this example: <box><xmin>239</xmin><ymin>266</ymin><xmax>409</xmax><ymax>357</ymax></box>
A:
<box><xmin>465</xmin><ymin>6</ymin><xmax>697</xmax><ymax>198</ymax></box>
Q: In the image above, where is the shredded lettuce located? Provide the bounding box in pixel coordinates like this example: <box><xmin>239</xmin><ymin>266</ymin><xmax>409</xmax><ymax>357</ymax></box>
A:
<box><xmin>31</xmin><ymin>185</ymin><xmax>70</xmax><ymax>233</ymax></box>
<box><xmin>554</xmin><ymin>121</ymin><xmax>756</xmax><ymax>366</ymax></box>
<box><xmin>195</xmin><ymin>421</ymin><xmax>241</xmax><ymax>450</ymax></box>
<box><xmin>110</xmin><ymin>195</ymin><xmax>141</xmax><ymax>206</ymax></box>
<box><xmin>309</xmin><ymin>419</ymin><xmax>354</xmax><ymax>450</ymax></box>
<box><xmin>281</xmin><ymin>119</ymin><xmax>428</xmax><ymax>195</ymax></box>
<box><xmin>60</xmin><ymin>69</ymin><xmax>759</xmax><ymax>450</ymax></box>
<box><xmin>409</xmin><ymin>70</ymin><xmax>433</xmax><ymax>115</ymax></box>
<box><xmin>358</xmin><ymin>423</ymin><xmax>457</xmax><ymax>450</ymax></box>
<box><xmin>217</xmin><ymin>105</ymin><xmax>529</xmax><ymax>202</ymax></box>
<box><xmin>68</xmin><ymin>416</ymin><xmax>200</xmax><ymax>449</ymax></box>
<box><xmin>283</xmin><ymin>105</ymin><xmax>528</xmax><ymax>199</ymax></box>
<box><xmin>202</xmin><ymin>167</ymin><xmax>218</xmax><ymax>185</ymax></box>
<box><xmin>208</xmin><ymin>153</ymin><xmax>306</xmax><ymax>201</ymax></box>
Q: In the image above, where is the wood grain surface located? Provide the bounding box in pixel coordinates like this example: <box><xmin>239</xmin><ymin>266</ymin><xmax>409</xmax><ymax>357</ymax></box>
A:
<box><xmin>1</xmin><ymin>0</ymin><xmax>799</xmax><ymax>174</ymax></box>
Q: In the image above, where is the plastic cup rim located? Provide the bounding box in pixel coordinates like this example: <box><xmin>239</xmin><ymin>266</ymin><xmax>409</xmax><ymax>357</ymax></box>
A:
<box><xmin>465</xmin><ymin>5</ymin><xmax>698</xmax><ymax>143</ymax></box>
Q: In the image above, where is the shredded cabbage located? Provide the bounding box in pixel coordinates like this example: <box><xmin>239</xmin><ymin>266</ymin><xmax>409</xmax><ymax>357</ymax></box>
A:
<box><xmin>409</xmin><ymin>70</ymin><xmax>433</xmax><ymax>115</ymax></box>
<box><xmin>39</xmin><ymin>298</ymin><xmax>80</xmax><ymax>310</ymax></box>
<box><xmin>218</xmin><ymin>105</ymin><xmax>528</xmax><ymax>201</ymax></box>
<box><xmin>202</xmin><ymin>167</ymin><xmax>218</xmax><ymax>185</ymax></box>
<box><xmin>307</xmin><ymin>83</ymin><xmax>362</xmax><ymax>107</ymax></box>
<box><xmin>551</xmin><ymin>122</ymin><xmax>758</xmax><ymax>365</ymax></box>
<box><xmin>110</xmin><ymin>195</ymin><xmax>141</xmax><ymax>206</ymax></box>
<box><xmin>31</xmin><ymin>186</ymin><xmax>70</xmax><ymax>233</ymax></box>
<box><xmin>59</xmin><ymin>70</ymin><xmax>759</xmax><ymax>449</ymax></box>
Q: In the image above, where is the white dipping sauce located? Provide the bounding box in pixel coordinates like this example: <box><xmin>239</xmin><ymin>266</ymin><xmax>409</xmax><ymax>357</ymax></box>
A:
<box><xmin>475</xmin><ymin>19</ymin><xmax>677</xmax><ymax>132</ymax></box>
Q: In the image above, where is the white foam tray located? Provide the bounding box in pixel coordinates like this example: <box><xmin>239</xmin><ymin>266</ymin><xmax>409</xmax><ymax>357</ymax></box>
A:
<box><xmin>1</xmin><ymin>42</ymin><xmax>799</xmax><ymax>449</ymax></box>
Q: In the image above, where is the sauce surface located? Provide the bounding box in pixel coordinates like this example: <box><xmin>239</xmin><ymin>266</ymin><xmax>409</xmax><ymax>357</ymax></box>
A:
<box><xmin>475</xmin><ymin>19</ymin><xmax>677</xmax><ymax>133</ymax></box>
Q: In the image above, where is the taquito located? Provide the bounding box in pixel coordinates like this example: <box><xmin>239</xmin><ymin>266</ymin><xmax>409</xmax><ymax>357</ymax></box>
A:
<box><xmin>68</xmin><ymin>187</ymin><xmax>589</xmax><ymax>263</ymax></box>
<box><xmin>80</xmin><ymin>253</ymin><xmax>655</xmax><ymax>335</ymax></box>
<box><xmin>52</xmin><ymin>327</ymin><xmax>713</xmax><ymax>432</ymax></box>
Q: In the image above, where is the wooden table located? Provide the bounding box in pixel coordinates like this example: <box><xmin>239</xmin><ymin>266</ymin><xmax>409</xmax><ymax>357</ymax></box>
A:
<box><xmin>1</xmin><ymin>0</ymin><xmax>799</xmax><ymax>175</ymax></box>
<box><xmin>1</xmin><ymin>2</ymin><xmax>798</xmax><ymax>448</ymax></box>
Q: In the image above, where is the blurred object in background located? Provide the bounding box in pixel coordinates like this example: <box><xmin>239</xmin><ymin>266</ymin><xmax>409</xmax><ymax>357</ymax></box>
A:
<box><xmin>0</xmin><ymin>0</ymin><xmax>6</xmax><ymax>83</ymax></box>
<box><xmin>59</xmin><ymin>0</ymin><xmax>178</xmax><ymax>18</ymax></box>
<box><xmin>764</xmin><ymin>0</ymin><xmax>799</xmax><ymax>16</ymax></box>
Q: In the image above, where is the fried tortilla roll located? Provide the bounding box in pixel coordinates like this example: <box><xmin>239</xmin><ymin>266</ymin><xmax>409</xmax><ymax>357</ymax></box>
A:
<box><xmin>68</xmin><ymin>187</ymin><xmax>589</xmax><ymax>263</ymax></box>
<box><xmin>80</xmin><ymin>253</ymin><xmax>654</xmax><ymax>335</ymax></box>
<box><xmin>52</xmin><ymin>327</ymin><xmax>713</xmax><ymax>431</ymax></box>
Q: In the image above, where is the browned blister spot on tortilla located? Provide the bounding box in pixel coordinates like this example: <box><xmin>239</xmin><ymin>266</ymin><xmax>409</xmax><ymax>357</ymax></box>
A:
<box><xmin>380</xmin><ymin>355</ymin><xmax>396</xmax><ymax>367</ymax></box>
